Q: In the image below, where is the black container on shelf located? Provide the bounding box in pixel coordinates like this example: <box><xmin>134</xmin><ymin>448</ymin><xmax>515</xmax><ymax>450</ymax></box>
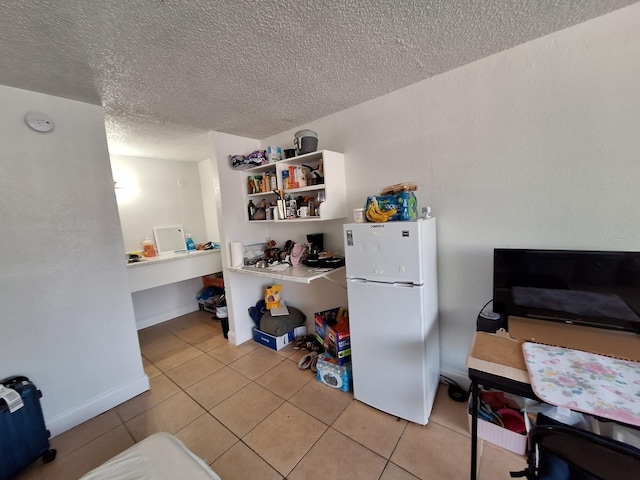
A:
<box><xmin>216</xmin><ymin>293</ymin><xmax>229</xmax><ymax>338</ymax></box>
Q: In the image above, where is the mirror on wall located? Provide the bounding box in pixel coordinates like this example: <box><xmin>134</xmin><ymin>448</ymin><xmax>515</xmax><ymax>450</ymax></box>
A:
<box><xmin>153</xmin><ymin>226</ymin><xmax>186</xmax><ymax>253</ymax></box>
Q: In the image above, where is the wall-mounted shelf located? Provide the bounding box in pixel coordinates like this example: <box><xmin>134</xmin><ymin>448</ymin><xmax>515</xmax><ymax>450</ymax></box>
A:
<box><xmin>242</xmin><ymin>150</ymin><xmax>346</xmax><ymax>222</ymax></box>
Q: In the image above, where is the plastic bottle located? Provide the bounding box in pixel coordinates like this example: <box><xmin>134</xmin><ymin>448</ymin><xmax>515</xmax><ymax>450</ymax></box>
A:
<box><xmin>142</xmin><ymin>237</ymin><xmax>156</xmax><ymax>257</ymax></box>
<box><xmin>185</xmin><ymin>234</ymin><xmax>196</xmax><ymax>251</ymax></box>
<box><xmin>248</xmin><ymin>200</ymin><xmax>256</xmax><ymax>220</ymax></box>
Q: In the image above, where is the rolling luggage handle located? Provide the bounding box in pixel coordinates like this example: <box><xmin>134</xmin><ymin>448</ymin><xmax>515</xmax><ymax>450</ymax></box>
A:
<box><xmin>2</xmin><ymin>376</ymin><xmax>31</xmax><ymax>388</ymax></box>
<box><xmin>1</xmin><ymin>376</ymin><xmax>45</xmax><ymax>401</ymax></box>
<box><xmin>1</xmin><ymin>375</ymin><xmax>57</xmax><ymax>480</ymax></box>
<box><xmin>1</xmin><ymin>376</ymin><xmax>44</xmax><ymax>410</ymax></box>
<box><xmin>0</xmin><ymin>385</ymin><xmax>24</xmax><ymax>413</ymax></box>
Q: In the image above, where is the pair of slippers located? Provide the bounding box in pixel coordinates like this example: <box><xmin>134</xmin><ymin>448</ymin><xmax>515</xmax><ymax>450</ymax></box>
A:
<box><xmin>298</xmin><ymin>351</ymin><xmax>319</xmax><ymax>372</ymax></box>
<box><xmin>294</xmin><ymin>334</ymin><xmax>323</xmax><ymax>353</ymax></box>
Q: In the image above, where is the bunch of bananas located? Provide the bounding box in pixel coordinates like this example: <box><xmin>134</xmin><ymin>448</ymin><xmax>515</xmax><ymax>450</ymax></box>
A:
<box><xmin>366</xmin><ymin>199</ymin><xmax>397</xmax><ymax>222</ymax></box>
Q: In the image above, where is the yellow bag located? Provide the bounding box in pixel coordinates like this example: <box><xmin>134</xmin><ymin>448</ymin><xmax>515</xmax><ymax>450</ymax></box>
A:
<box><xmin>265</xmin><ymin>285</ymin><xmax>282</xmax><ymax>310</ymax></box>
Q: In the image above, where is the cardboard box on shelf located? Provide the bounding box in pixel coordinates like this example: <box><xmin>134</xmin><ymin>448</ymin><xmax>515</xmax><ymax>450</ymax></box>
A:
<box><xmin>314</xmin><ymin>307</ymin><xmax>351</xmax><ymax>365</ymax></box>
<box><xmin>253</xmin><ymin>326</ymin><xmax>306</xmax><ymax>351</ymax></box>
<box><xmin>316</xmin><ymin>353</ymin><xmax>352</xmax><ymax>392</ymax></box>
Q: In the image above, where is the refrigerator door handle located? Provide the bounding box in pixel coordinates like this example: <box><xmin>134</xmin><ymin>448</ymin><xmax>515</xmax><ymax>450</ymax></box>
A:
<box><xmin>347</xmin><ymin>278</ymin><xmax>420</xmax><ymax>288</ymax></box>
<box><xmin>347</xmin><ymin>277</ymin><xmax>368</xmax><ymax>283</ymax></box>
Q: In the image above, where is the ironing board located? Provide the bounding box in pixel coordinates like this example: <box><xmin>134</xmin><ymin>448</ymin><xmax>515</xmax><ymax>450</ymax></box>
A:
<box><xmin>522</xmin><ymin>342</ymin><xmax>640</xmax><ymax>428</ymax></box>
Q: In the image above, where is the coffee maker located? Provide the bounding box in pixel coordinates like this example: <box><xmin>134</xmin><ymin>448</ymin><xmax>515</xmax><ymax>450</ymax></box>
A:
<box><xmin>306</xmin><ymin>233</ymin><xmax>324</xmax><ymax>259</ymax></box>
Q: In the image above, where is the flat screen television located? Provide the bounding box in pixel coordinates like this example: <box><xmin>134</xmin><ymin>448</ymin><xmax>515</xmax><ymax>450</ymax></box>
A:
<box><xmin>493</xmin><ymin>249</ymin><xmax>640</xmax><ymax>333</ymax></box>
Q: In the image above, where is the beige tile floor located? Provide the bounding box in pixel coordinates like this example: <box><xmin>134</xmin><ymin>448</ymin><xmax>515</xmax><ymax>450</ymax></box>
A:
<box><xmin>14</xmin><ymin>310</ymin><xmax>526</xmax><ymax>479</ymax></box>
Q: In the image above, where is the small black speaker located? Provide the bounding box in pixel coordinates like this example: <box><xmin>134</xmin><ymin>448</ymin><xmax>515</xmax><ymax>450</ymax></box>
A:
<box><xmin>476</xmin><ymin>311</ymin><xmax>506</xmax><ymax>333</ymax></box>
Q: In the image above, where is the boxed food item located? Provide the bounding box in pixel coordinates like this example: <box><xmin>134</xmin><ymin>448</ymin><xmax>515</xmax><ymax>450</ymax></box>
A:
<box><xmin>253</xmin><ymin>326</ymin><xmax>307</xmax><ymax>351</ymax></box>
<box><xmin>316</xmin><ymin>353</ymin><xmax>352</xmax><ymax>392</ymax></box>
<box><xmin>379</xmin><ymin>182</ymin><xmax>418</xmax><ymax>196</ymax></box>
<box><xmin>314</xmin><ymin>308</ymin><xmax>351</xmax><ymax>365</ymax></box>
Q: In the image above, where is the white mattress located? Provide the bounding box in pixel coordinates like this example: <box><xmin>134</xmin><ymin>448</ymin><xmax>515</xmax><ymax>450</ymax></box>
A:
<box><xmin>79</xmin><ymin>432</ymin><xmax>222</xmax><ymax>480</ymax></box>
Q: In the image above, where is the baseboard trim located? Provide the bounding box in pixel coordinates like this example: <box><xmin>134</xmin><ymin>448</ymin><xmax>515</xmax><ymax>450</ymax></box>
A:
<box><xmin>135</xmin><ymin>303</ymin><xmax>199</xmax><ymax>330</ymax></box>
<box><xmin>229</xmin><ymin>326</ymin><xmax>253</xmax><ymax>346</ymax></box>
<box><xmin>439</xmin><ymin>366</ymin><xmax>471</xmax><ymax>390</ymax></box>
<box><xmin>47</xmin><ymin>374</ymin><xmax>150</xmax><ymax>437</ymax></box>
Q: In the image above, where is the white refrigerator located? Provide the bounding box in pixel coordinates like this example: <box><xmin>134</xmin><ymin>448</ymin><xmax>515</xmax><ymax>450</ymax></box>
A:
<box><xmin>343</xmin><ymin>218</ymin><xmax>439</xmax><ymax>425</ymax></box>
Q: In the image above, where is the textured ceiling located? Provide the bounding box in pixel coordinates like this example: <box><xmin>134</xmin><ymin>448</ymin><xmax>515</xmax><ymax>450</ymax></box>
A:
<box><xmin>0</xmin><ymin>1</ymin><xmax>636</xmax><ymax>160</ymax></box>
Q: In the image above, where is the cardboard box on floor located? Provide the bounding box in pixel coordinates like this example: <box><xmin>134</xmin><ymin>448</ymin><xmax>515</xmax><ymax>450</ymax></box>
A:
<box><xmin>253</xmin><ymin>326</ymin><xmax>307</xmax><ymax>351</ymax></box>
<box><xmin>508</xmin><ymin>315</ymin><xmax>640</xmax><ymax>361</ymax></box>
<box><xmin>315</xmin><ymin>307</ymin><xmax>351</xmax><ymax>365</ymax></box>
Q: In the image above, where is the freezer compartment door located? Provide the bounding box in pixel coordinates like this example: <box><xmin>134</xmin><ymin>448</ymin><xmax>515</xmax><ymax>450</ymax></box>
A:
<box><xmin>346</xmin><ymin>279</ymin><xmax>440</xmax><ymax>425</ymax></box>
<box><xmin>343</xmin><ymin>220</ymin><xmax>436</xmax><ymax>284</ymax></box>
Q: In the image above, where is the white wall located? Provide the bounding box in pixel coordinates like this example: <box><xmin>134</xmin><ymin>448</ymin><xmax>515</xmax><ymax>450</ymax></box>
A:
<box><xmin>198</xmin><ymin>158</ymin><xmax>221</xmax><ymax>244</ymax></box>
<box><xmin>209</xmin><ymin>133</ymin><xmax>265</xmax><ymax>345</ymax></box>
<box><xmin>0</xmin><ymin>86</ymin><xmax>148</xmax><ymax>435</ymax></box>
<box><xmin>257</xmin><ymin>5</ymin><xmax>640</xmax><ymax>383</ymax></box>
<box><xmin>131</xmin><ymin>277</ymin><xmax>205</xmax><ymax>329</ymax></box>
<box><xmin>111</xmin><ymin>154</ymin><xmax>210</xmax><ymax>252</ymax></box>
<box><xmin>111</xmin><ymin>154</ymin><xmax>218</xmax><ymax>329</ymax></box>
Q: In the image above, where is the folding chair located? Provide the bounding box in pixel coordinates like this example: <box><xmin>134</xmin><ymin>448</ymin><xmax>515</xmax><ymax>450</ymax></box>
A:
<box><xmin>510</xmin><ymin>424</ymin><xmax>640</xmax><ymax>480</ymax></box>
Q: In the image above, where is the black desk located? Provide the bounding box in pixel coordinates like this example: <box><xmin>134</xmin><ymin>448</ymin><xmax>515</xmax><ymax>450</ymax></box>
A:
<box><xmin>468</xmin><ymin>368</ymin><xmax>537</xmax><ymax>480</ymax></box>
<box><xmin>467</xmin><ymin>327</ymin><xmax>640</xmax><ymax>480</ymax></box>
<box><xmin>466</xmin><ymin>330</ymin><xmax>536</xmax><ymax>480</ymax></box>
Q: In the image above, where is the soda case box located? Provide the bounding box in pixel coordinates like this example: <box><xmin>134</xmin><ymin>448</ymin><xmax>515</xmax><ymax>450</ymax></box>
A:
<box><xmin>253</xmin><ymin>326</ymin><xmax>307</xmax><ymax>351</ymax></box>
<box><xmin>314</xmin><ymin>307</ymin><xmax>351</xmax><ymax>365</ymax></box>
<box><xmin>316</xmin><ymin>353</ymin><xmax>352</xmax><ymax>392</ymax></box>
<box><xmin>365</xmin><ymin>191</ymin><xmax>418</xmax><ymax>221</ymax></box>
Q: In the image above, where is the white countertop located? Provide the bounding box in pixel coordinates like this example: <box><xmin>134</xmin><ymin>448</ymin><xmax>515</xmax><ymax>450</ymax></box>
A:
<box><xmin>127</xmin><ymin>249</ymin><xmax>219</xmax><ymax>268</ymax></box>
<box><xmin>227</xmin><ymin>264</ymin><xmax>345</xmax><ymax>284</ymax></box>
<box><xmin>127</xmin><ymin>249</ymin><xmax>222</xmax><ymax>292</ymax></box>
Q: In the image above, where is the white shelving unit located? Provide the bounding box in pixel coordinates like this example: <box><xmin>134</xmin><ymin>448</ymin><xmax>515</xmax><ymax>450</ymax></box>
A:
<box><xmin>242</xmin><ymin>150</ymin><xmax>346</xmax><ymax>222</ymax></box>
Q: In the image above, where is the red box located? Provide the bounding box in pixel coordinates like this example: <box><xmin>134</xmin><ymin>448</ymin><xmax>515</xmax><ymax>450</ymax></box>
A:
<box><xmin>288</xmin><ymin>165</ymin><xmax>298</xmax><ymax>189</ymax></box>
<box><xmin>202</xmin><ymin>274</ymin><xmax>224</xmax><ymax>288</ymax></box>
<box><xmin>315</xmin><ymin>308</ymin><xmax>351</xmax><ymax>365</ymax></box>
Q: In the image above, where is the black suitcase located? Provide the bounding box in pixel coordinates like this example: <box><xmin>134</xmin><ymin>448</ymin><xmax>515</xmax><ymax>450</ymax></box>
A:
<box><xmin>0</xmin><ymin>376</ymin><xmax>56</xmax><ymax>479</ymax></box>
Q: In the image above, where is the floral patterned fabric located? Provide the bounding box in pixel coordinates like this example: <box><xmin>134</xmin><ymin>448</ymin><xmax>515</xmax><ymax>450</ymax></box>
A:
<box><xmin>522</xmin><ymin>342</ymin><xmax>640</xmax><ymax>427</ymax></box>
